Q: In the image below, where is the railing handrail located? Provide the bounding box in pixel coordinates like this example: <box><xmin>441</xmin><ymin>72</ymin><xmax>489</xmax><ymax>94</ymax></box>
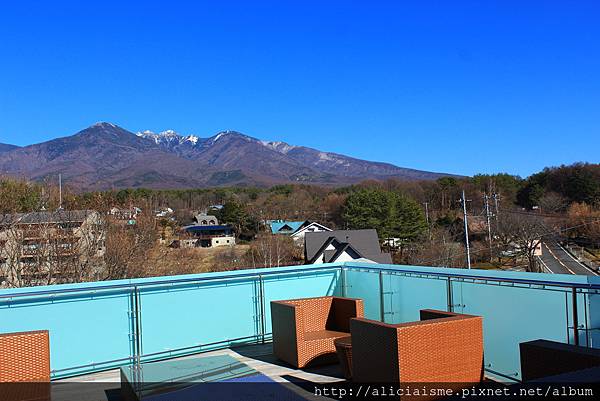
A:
<box><xmin>344</xmin><ymin>263</ymin><xmax>600</xmax><ymax>290</ymax></box>
<box><xmin>2</xmin><ymin>261</ymin><xmax>599</xmax><ymax>301</ymax></box>
<box><xmin>0</xmin><ymin>265</ymin><xmax>341</xmax><ymax>300</ymax></box>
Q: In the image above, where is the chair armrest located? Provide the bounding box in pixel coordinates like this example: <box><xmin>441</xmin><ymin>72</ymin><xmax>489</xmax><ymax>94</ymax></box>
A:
<box><xmin>0</xmin><ymin>330</ymin><xmax>50</xmax><ymax>382</ymax></box>
<box><xmin>329</xmin><ymin>297</ymin><xmax>364</xmax><ymax>332</ymax></box>
<box><xmin>271</xmin><ymin>301</ymin><xmax>304</xmax><ymax>341</ymax></box>
<box><xmin>350</xmin><ymin>318</ymin><xmax>400</xmax><ymax>382</ymax></box>
<box><xmin>420</xmin><ymin>309</ymin><xmax>462</xmax><ymax>321</ymax></box>
<box><xmin>271</xmin><ymin>301</ymin><xmax>304</xmax><ymax>367</ymax></box>
<box><xmin>520</xmin><ymin>340</ymin><xmax>600</xmax><ymax>381</ymax></box>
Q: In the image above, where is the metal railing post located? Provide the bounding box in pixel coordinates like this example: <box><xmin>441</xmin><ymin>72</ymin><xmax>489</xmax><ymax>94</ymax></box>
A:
<box><xmin>447</xmin><ymin>277</ymin><xmax>453</xmax><ymax>312</ymax></box>
<box><xmin>133</xmin><ymin>286</ymin><xmax>142</xmax><ymax>369</ymax></box>
<box><xmin>572</xmin><ymin>287</ymin><xmax>579</xmax><ymax>346</ymax></box>
<box><xmin>258</xmin><ymin>275</ymin><xmax>266</xmax><ymax>344</ymax></box>
<box><xmin>379</xmin><ymin>271</ymin><xmax>385</xmax><ymax>322</ymax></box>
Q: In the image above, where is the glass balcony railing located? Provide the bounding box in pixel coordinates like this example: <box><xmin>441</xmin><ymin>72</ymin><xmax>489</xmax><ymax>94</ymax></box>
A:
<box><xmin>0</xmin><ymin>262</ymin><xmax>599</xmax><ymax>381</ymax></box>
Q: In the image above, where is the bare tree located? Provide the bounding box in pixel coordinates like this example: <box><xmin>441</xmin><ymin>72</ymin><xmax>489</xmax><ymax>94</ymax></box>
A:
<box><xmin>496</xmin><ymin>212</ymin><xmax>550</xmax><ymax>272</ymax></box>
<box><xmin>538</xmin><ymin>192</ymin><xmax>568</xmax><ymax>213</ymax></box>
<box><xmin>404</xmin><ymin>228</ymin><xmax>465</xmax><ymax>268</ymax></box>
<box><xmin>101</xmin><ymin>211</ymin><xmax>158</xmax><ymax>280</ymax></box>
<box><xmin>244</xmin><ymin>233</ymin><xmax>300</xmax><ymax>268</ymax></box>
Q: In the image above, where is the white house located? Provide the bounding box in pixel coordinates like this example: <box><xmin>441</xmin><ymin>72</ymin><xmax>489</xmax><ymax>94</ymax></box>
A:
<box><xmin>290</xmin><ymin>222</ymin><xmax>332</xmax><ymax>244</ymax></box>
<box><xmin>304</xmin><ymin>229</ymin><xmax>392</xmax><ymax>264</ymax></box>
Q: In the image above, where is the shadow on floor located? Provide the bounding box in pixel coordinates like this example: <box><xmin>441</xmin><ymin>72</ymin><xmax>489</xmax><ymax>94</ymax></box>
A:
<box><xmin>232</xmin><ymin>343</ymin><xmax>345</xmax><ymax>380</ymax></box>
<box><xmin>105</xmin><ymin>388</ymin><xmax>121</xmax><ymax>401</ymax></box>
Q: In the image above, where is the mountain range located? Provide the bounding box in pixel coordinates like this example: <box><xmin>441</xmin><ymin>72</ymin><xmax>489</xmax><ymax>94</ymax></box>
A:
<box><xmin>0</xmin><ymin>123</ymin><xmax>454</xmax><ymax>190</ymax></box>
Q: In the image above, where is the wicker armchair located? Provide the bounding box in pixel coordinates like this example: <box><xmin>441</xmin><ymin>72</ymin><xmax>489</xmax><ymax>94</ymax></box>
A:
<box><xmin>350</xmin><ymin>309</ymin><xmax>484</xmax><ymax>383</ymax></box>
<box><xmin>270</xmin><ymin>296</ymin><xmax>364</xmax><ymax>368</ymax></box>
<box><xmin>0</xmin><ymin>330</ymin><xmax>51</xmax><ymax>401</ymax></box>
<box><xmin>520</xmin><ymin>339</ymin><xmax>600</xmax><ymax>382</ymax></box>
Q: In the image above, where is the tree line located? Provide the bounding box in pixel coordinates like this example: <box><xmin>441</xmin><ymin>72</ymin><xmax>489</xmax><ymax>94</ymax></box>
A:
<box><xmin>1</xmin><ymin>162</ymin><xmax>599</xmax><ymax>283</ymax></box>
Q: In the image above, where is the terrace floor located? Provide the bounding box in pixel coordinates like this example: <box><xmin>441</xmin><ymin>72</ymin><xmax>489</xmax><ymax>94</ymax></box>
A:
<box><xmin>53</xmin><ymin>343</ymin><xmax>343</xmax><ymax>401</ymax></box>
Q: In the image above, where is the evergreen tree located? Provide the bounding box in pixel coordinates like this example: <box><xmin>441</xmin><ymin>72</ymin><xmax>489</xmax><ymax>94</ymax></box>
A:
<box><xmin>342</xmin><ymin>188</ymin><xmax>427</xmax><ymax>242</ymax></box>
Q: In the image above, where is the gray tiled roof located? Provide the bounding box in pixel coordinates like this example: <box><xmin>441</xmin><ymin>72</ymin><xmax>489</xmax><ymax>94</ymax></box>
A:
<box><xmin>304</xmin><ymin>229</ymin><xmax>392</xmax><ymax>264</ymax></box>
<box><xmin>0</xmin><ymin>210</ymin><xmax>95</xmax><ymax>226</ymax></box>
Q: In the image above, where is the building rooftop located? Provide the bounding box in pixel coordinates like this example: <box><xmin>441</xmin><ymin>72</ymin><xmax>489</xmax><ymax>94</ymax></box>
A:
<box><xmin>305</xmin><ymin>229</ymin><xmax>392</xmax><ymax>264</ymax></box>
<box><xmin>269</xmin><ymin>220</ymin><xmax>306</xmax><ymax>234</ymax></box>
<box><xmin>0</xmin><ymin>209</ymin><xmax>95</xmax><ymax>226</ymax></box>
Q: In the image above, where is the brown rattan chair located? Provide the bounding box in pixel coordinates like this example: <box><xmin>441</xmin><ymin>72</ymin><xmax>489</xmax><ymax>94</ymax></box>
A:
<box><xmin>350</xmin><ymin>309</ymin><xmax>484</xmax><ymax>383</ymax></box>
<box><xmin>520</xmin><ymin>339</ymin><xmax>600</xmax><ymax>382</ymax></box>
<box><xmin>270</xmin><ymin>296</ymin><xmax>364</xmax><ymax>368</ymax></box>
<box><xmin>0</xmin><ymin>330</ymin><xmax>51</xmax><ymax>401</ymax></box>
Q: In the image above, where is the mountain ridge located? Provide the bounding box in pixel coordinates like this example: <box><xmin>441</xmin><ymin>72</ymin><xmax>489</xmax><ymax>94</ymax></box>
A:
<box><xmin>0</xmin><ymin>123</ymin><xmax>457</xmax><ymax>190</ymax></box>
<box><xmin>0</xmin><ymin>143</ymin><xmax>20</xmax><ymax>153</ymax></box>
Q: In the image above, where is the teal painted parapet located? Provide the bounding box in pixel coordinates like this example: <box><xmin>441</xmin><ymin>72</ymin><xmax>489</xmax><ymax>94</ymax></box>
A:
<box><xmin>0</xmin><ymin>264</ymin><xmax>342</xmax><ymax>378</ymax></box>
<box><xmin>342</xmin><ymin>262</ymin><xmax>600</xmax><ymax>382</ymax></box>
<box><xmin>1</xmin><ymin>261</ymin><xmax>599</xmax><ymax>381</ymax></box>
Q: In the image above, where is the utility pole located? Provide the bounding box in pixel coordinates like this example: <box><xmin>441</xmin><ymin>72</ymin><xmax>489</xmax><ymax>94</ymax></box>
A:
<box><xmin>493</xmin><ymin>193</ymin><xmax>499</xmax><ymax>220</ymax></box>
<box><xmin>484</xmin><ymin>193</ymin><xmax>493</xmax><ymax>261</ymax></box>
<box><xmin>460</xmin><ymin>190</ymin><xmax>471</xmax><ymax>269</ymax></box>
<box><xmin>423</xmin><ymin>202</ymin><xmax>431</xmax><ymax>239</ymax></box>
<box><xmin>58</xmin><ymin>173</ymin><xmax>63</xmax><ymax>210</ymax></box>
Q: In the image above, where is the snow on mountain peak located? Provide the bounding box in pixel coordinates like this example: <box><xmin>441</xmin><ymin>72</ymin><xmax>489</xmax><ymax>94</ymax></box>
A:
<box><xmin>92</xmin><ymin>122</ymin><xmax>118</xmax><ymax>129</ymax></box>
<box><xmin>137</xmin><ymin>129</ymin><xmax>204</xmax><ymax>148</ymax></box>
<box><xmin>159</xmin><ymin>130</ymin><xmax>179</xmax><ymax>137</ymax></box>
<box><xmin>210</xmin><ymin>130</ymin><xmax>252</xmax><ymax>143</ymax></box>
<box><xmin>185</xmin><ymin>135</ymin><xmax>199</xmax><ymax>144</ymax></box>
<box><xmin>260</xmin><ymin>140</ymin><xmax>298</xmax><ymax>154</ymax></box>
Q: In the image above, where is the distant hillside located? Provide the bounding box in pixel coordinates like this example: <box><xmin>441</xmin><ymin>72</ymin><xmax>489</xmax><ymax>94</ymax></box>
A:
<box><xmin>0</xmin><ymin>143</ymin><xmax>19</xmax><ymax>153</ymax></box>
<box><xmin>0</xmin><ymin>123</ymin><xmax>456</xmax><ymax>190</ymax></box>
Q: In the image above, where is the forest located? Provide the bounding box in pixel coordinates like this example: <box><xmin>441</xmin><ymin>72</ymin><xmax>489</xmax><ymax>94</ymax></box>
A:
<box><xmin>1</xmin><ymin>162</ymin><xmax>599</xmax><ymax>287</ymax></box>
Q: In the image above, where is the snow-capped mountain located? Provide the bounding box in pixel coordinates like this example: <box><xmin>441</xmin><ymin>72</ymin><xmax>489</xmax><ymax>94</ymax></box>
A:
<box><xmin>136</xmin><ymin>130</ymin><xmax>201</xmax><ymax>146</ymax></box>
<box><xmin>0</xmin><ymin>123</ymin><xmax>456</xmax><ymax>190</ymax></box>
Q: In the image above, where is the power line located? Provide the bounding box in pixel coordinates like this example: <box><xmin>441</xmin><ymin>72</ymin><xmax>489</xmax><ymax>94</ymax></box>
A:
<box><xmin>460</xmin><ymin>190</ymin><xmax>471</xmax><ymax>269</ymax></box>
<box><xmin>484</xmin><ymin>193</ymin><xmax>493</xmax><ymax>262</ymax></box>
<box><xmin>415</xmin><ymin>217</ymin><xmax>600</xmax><ymax>268</ymax></box>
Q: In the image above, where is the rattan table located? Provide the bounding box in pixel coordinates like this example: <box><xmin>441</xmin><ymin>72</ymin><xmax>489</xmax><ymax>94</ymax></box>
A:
<box><xmin>334</xmin><ymin>335</ymin><xmax>353</xmax><ymax>380</ymax></box>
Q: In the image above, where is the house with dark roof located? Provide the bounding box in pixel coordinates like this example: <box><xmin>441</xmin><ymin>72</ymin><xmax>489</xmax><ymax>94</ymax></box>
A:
<box><xmin>268</xmin><ymin>220</ymin><xmax>332</xmax><ymax>244</ymax></box>
<box><xmin>179</xmin><ymin>222</ymin><xmax>235</xmax><ymax>248</ymax></box>
<box><xmin>304</xmin><ymin>229</ymin><xmax>392</xmax><ymax>264</ymax></box>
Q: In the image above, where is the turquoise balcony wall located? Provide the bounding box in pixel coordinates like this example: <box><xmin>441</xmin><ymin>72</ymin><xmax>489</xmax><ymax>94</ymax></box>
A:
<box><xmin>1</xmin><ymin>262</ymin><xmax>598</xmax><ymax>382</ymax></box>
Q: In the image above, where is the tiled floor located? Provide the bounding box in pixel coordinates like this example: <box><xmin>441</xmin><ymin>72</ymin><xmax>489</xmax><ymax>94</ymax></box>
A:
<box><xmin>53</xmin><ymin>343</ymin><xmax>344</xmax><ymax>400</ymax></box>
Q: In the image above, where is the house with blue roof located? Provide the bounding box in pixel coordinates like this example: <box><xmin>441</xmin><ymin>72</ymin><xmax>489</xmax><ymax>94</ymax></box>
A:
<box><xmin>269</xmin><ymin>220</ymin><xmax>307</xmax><ymax>235</ymax></box>
<box><xmin>268</xmin><ymin>220</ymin><xmax>332</xmax><ymax>243</ymax></box>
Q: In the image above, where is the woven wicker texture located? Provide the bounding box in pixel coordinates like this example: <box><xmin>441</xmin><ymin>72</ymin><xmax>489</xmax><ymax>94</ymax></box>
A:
<box><xmin>351</xmin><ymin>309</ymin><xmax>483</xmax><ymax>383</ymax></box>
<box><xmin>271</xmin><ymin>296</ymin><xmax>364</xmax><ymax>369</ymax></box>
<box><xmin>520</xmin><ymin>339</ymin><xmax>600</xmax><ymax>381</ymax></box>
<box><xmin>0</xmin><ymin>330</ymin><xmax>50</xmax><ymax>383</ymax></box>
<box><xmin>334</xmin><ymin>336</ymin><xmax>353</xmax><ymax>380</ymax></box>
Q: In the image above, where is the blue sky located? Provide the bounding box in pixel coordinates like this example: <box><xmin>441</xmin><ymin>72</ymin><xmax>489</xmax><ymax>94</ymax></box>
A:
<box><xmin>0</xmin><ymin>1</ymin><xmax>598</xmax><ymax>177</ymax></box>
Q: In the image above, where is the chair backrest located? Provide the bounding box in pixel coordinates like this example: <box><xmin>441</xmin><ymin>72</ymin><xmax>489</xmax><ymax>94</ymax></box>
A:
<box><xmin>396</xmin><ymin>315</ymin><xmax>483</xmax><ymax>382</ymax></box>
<box><xmin>281</xmin><ymin>297</ymin><xmax>333</xmax><ymax>333</ymax></box>
<box><xmin>328</xmin><ymin>297</ymin><xmax>364</xmax><ymax>332</ymax></box>
<box><xmin>0</xmin><ymin>330</ymin><xmax>51</xmax><ymax>382</ymax></box>
<box><xmin>351</xmin><ymin>312</ymin><xmax>484</xmax><ymax>383</ymax></box>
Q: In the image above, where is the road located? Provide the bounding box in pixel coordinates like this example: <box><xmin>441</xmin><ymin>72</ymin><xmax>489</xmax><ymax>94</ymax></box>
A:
<box><xmin>539</xmin><ymin>240</ymin><xmax>597</xmax><ymax>275</ymax></box>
